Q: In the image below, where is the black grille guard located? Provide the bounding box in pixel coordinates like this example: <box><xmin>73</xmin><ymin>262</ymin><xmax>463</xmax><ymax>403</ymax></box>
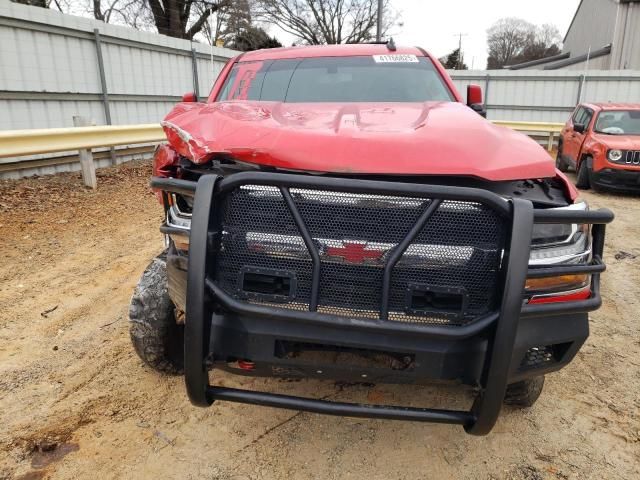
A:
<box><xmin>152</xmin><ymin>172</ymin><xmax>614</xmax><ymax>435</ymax></box>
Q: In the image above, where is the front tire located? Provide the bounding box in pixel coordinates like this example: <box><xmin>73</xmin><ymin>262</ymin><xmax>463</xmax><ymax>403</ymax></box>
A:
<box><xmin>503</xmin><ymin>376</ymin><xmax>545</xmax><ymax>408</ymax></box>
<box><xmin>576</xmin><ymin>157</ymin><xmax>591</xmax><ymax>190</ymax></box>
<box><xmin>129</xmin><ymin>254</ymin><xmax>184</xmax><ymax>375</ymax></box>
<box><xmin>556</xmin><ymin>143</ymin><xmax>569</xmax><ymax>172</ymax></box>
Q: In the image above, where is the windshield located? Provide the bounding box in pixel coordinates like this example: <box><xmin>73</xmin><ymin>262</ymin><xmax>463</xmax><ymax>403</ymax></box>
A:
<box><xmin>217</xmin><ymin>55</ymin><xmax>454</xmax><ymax>103</ymax></box>
<box><xmin>594</xmin><ymin>110</ymin><xmax>640</xmax><ymax>135</ymax></box>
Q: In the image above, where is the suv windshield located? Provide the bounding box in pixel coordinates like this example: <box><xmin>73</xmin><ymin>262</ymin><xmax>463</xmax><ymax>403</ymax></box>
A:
<box><xmin>594</xmin><ymin>110</ymin><xmax>640</xmax><ymax>135</ymax></box>
<box><xmin>217</xmin><ymin>55</ymin><xmax>454</xmax><ymax>103</ymax></box>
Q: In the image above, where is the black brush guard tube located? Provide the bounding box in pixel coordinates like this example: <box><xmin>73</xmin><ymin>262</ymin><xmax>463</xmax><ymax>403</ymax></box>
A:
<box><xmin>152</xmin><ymin>172</ymin><xmax>613</xmax><ymax>436</ymax></box>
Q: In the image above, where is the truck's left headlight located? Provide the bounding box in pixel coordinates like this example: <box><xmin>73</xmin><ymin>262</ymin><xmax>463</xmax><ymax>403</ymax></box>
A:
<box><xmin>526</xmin><ymin>202</ymin><xmax>591</xmax><ymax>300</ymax></box>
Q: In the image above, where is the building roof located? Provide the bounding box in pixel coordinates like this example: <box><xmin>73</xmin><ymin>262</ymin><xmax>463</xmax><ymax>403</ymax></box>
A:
<box><xmin>239</xmin><ymin>44</ymin><xmax>426</xmax><ymax>62</ymax></box>
<box><xmin>505</xmin><ymin>52</ymin><xmax>570</xmax><ymax>70</ymax></box>
<box><xmin>544</xmin><ymin>44</ymin><xmax>612</xmax><ymax>69</ymax></box>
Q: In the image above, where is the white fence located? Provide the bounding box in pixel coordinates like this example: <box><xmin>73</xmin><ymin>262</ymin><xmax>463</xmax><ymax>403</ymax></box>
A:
<box><xmin>0</xmin><ymin>1</ymin><xmax>237</xmax><ymax>131</ymax></box>
<box><xmin>3</xmin><ymin>2</ymin><xmax>640</xmax><ymax>179</ymax></box>
<box><xmin>0</xmin><ymin>1</ymin><xmax>237</xmax><ymax>178</ymax></box>
<box><xmin>449</xmin><ymin>70</ymin><xmax>640</xmax><ymax>123</ymax></box>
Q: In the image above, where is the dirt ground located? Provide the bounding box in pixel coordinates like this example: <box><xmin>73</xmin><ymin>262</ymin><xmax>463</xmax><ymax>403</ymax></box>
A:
<box><xmin>0</xmin><ymin>161</ymin><xmax>639</xmax><ymax>480</ymax></box>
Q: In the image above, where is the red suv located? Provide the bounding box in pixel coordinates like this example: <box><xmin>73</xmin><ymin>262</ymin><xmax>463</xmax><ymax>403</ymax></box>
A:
<box><xmin>557</xmin><ymin>103</ymin><xmax>640</xmax><ymax>191</ymax></box>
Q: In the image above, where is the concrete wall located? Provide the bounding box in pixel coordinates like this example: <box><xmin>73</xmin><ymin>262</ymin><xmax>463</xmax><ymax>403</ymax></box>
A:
<box><xmin>449</xmin><ymin>69</ymin><xmax>640</xmax><ymax>122</ymax></box>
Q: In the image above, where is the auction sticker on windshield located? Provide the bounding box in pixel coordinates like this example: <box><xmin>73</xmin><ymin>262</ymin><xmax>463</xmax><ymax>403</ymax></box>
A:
<box><xmin>373</xmin><ymin>54</ymin><xmax>419</xmax><ymax>63</ymax></box>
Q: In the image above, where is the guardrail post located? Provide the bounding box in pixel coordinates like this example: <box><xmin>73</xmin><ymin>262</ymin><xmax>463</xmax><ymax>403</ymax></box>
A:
<box><xmin>73</xmin><ymin>116</ymin><xmax>97</xmax><ymax>189</ymax></box>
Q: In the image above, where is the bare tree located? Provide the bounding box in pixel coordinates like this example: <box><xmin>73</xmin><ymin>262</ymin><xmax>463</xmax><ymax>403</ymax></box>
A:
<box><xmin>487</xmin><ymin>18</ymin><xmax>562</xmax><ymax>69</ymax></box>
<box><xmin>201</xmin><ymin>0</ymin><xmax>252</xmax><ymax>45</ymax></box>
<box><xmin>486</xmin><ymin>17</ymin><xmax>533</xmax><ymax>69</ymax></box>
<box><xmin>11</xmin><ymin>0</ymin><xmax>67</xmax><ymax>9</ymax></box>
<box><xmin>517</xmin><ymin>24</ymin><xmax>561</xmax><ymax>64</ymax></box>
<box><xmin>142</xmin><ymin>0</ymin><xmax>231</xmax><ymax>39</ymax></box>
<box><xmin>92</xmin><ymin>0</ymin><xmax>149</xmax><ymax>26</ymax></box>
<box><xmin>14</xmin><ymin>0</ymin><xmax>241</xmax><ymax>42</ymax></box>
<box><xmin>254</xmin><ymin>0</ymin><xmax>396</xmax><ymax>45</ymax></box>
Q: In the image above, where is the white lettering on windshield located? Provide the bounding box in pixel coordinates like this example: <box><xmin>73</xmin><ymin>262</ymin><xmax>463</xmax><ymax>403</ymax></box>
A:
<box><xmin>373</xmin><ymin>54</ymin><xmax>419</xmax><ymax>63</ymax></box>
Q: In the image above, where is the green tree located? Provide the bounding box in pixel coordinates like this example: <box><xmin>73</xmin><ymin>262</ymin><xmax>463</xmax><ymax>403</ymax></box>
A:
<box><xmin>230</xmin><ymin>26</ymin><xmax>282</xmax><ymax>51</ymax></box>
<box><xmin>439</xmin><ymin>48</ymin><xmax>468</xmax><ymax>70</ymax></box>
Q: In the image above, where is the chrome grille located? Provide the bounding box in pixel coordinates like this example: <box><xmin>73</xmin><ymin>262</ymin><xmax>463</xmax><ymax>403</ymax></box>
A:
<box><xmin>624</xmin><ymin>150</ymin><xmax>640</xmax><ymax>165</ymax></box>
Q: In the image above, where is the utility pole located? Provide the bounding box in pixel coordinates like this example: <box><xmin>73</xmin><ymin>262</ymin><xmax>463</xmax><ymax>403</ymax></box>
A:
<box><xmin>453</xmin><ymin>32</ymin><xmax>468</xmax><ymax>69</ymax></box>
<box><xmin>376</xmin><ymin>0</ymin><xmax>383</xmax><ymax>42</ymax></box>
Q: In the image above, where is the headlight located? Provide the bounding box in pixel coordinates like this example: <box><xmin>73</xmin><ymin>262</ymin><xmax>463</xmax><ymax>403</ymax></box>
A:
<box><xmin>527</xmin><ymin>202</ymin><xmax>591</xmax><ymax>298</ymax></box>
<box><xmin>166</xmin><ymin>194</ymin><xmax>192</xmax><ymax>250</ymax></box>
<box><xmin>608</xmin><ymin>149</ymin><xmax>623</xmax><ymax>162</ymax></box>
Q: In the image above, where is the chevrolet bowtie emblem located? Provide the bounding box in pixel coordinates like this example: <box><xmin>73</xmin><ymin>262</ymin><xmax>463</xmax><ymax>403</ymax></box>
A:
<box><xmin>326</xmin><ymin>242</ymin><xmax>384</xmax><ymax>263</ymax></box>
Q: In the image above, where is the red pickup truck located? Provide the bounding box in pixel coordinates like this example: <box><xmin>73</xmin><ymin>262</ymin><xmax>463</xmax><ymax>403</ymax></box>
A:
<box><xmin>557</xmin><ymin>102</ymin><xmax>640</xmax><ymax>191</ymax></box>
<box><xmin>130</xmin><ymin>43</ymin><xmax>613</xmax><ymax>435</ymax></box>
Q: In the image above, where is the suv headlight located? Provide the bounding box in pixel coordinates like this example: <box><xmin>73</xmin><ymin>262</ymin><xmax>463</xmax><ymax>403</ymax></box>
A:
<box><xmin>526</xmin><ymin>202</ymin><xmax>591</xmax><ymax>299</ymax></box>
<box><xmin>608</xmin><ymin>149</ymin><xmax>623</xmax><ymax>162</ymax></box>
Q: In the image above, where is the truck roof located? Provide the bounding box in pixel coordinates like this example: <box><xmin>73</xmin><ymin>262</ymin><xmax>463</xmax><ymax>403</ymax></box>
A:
<box><xmin>238</xmin><ymin>44</ymin><xmax>427</xmax><ymax>62</ymax></box>
<box><xmin>582</xmin><ymin>102</ymin><xmax>640</xmax><ymax>111</ymax></box>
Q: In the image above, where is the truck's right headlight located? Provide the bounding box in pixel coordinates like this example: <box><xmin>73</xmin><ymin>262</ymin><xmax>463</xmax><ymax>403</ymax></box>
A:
<box><xmin>166</xmin><ymin>193</ymin><xmax>192</xmax><ymax>251</ymax></box>
<box><xmin>526</xmin><ymin>202</ymin><xmax>591</xmax><ymax>301</ymax></box>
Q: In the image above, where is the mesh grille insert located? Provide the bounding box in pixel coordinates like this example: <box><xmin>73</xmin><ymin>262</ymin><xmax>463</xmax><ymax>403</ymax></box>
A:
<box><xmin>216</xmin><ymin>184</ymin><xmax>507</xmax><ymax>326</ymax></box>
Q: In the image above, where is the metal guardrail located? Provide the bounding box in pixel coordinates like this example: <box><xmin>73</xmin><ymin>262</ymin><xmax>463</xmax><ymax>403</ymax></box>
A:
<box><xmin>493</xmin><ymin>121</ymin><xmax>564</xmax><ymax>152</ymax></box>
<box><xmin>0</xmin><ymin>120</ymin><xmax>565</xmax><ymax>184</ymax></box>
<box><xmin>492</xmin><ymin>120</ymin><xmax>563</xmax><ymax>132</ymax></box>
<box><xmin>0</xmin><ymin>123</ymin><xmax>164</xmax><ymax>159</ymax></box>
<box><xmin>0</xmin><ymin>120</ymin><xmax>564</xmax><ymax>159</ymax></box>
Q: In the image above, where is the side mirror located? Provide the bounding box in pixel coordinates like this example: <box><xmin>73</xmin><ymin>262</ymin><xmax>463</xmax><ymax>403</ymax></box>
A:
<box><xmin>182</xmin><ymin>92</ymin><xmax>198</xmax><ymax>103</ymax></box>
<box><xmin>573</xmin><ymin>123</ymin><xmax>586</xmax><ymax>133</ymax></box>
<box><xmin>467</xmin><ymin>84</ymin><xmax>486</xmax><ymax>118</ymax></box>
<box><xmin>467</xmin><ymin>84</ymin><xmax>483</xmax><ymax>105</ymax></box>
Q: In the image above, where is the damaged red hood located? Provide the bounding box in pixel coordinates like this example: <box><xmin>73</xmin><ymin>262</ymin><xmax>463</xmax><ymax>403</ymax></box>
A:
<box><xmin>162</xmin><ymin>100</ymin><xmax>555</xmax><ymax>181</ymax></box>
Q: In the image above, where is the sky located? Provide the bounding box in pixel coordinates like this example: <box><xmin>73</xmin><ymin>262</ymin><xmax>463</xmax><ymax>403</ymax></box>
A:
<box><xmin>269</xmin><ymin>0</ymin><xmax>582</xmax><ymax>70</ymax></box>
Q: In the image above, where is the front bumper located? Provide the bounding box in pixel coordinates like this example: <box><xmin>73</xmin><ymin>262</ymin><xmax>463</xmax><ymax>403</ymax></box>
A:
<box><xmin>153</xmin><ymin>173</ymin><xmax>613</xmax><ymax>435</ymax></box>
<box><xmin>592</xmin><ymin>167</ymin><xmax>640</xmax><ymax>191</ymax></box>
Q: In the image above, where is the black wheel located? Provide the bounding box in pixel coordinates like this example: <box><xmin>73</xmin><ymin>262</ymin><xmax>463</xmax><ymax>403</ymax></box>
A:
<box><xmin>576</xmin><ymin>157</ymin><xmax>591</xmax><ymax>190</ymax></box>
<box><xmin>503</xmin><ymin>376</ymin><xmax>545</xmax><ymax>408</ymax></box>
<box><xmin>555</xmin><ymin>143</ymin><xmax>569</xmax><ymax>172</ymax></box>
<box><xmin>129</xmin><ymin>254</ymin><xmax>184</xmax><ymax>375</ymax></box>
